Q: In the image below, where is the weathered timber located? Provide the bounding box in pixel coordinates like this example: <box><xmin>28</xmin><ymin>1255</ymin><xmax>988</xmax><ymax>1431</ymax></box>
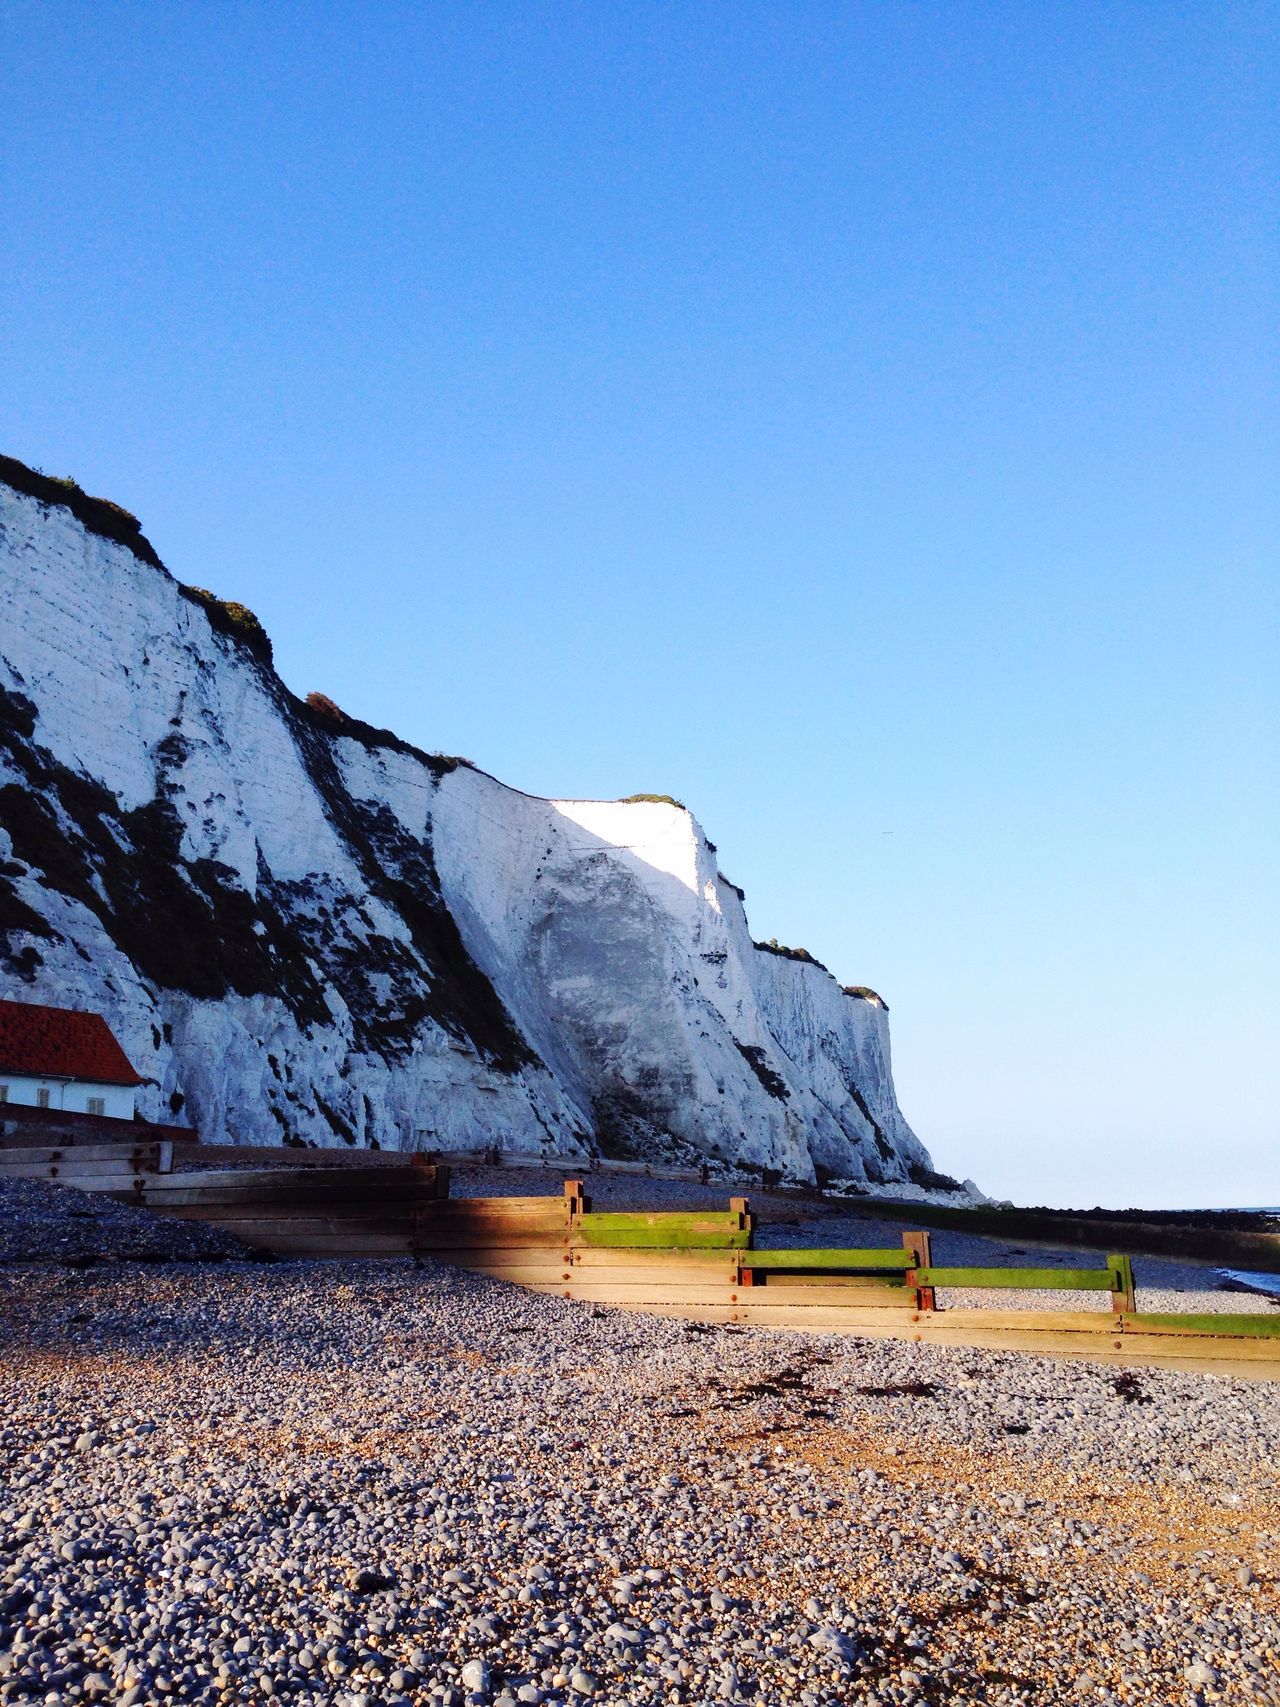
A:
<box><xmin>412</xmin><ymin>1231</ymin><xmax>568</xmax><ymax>1251</ymax></box>
<box><xmin>175</xmin><ymin>1213</ymin><xmax>417</xmax><ymax>1239</ymax></box>
<box><xmin>574</xmin><ymin>1213</ymin><xmax>751</xmax><ymax>1248</ymax></box>
<box><xmin>430</xmin><ymin>1194</ymin><xmax>565</xmax><ymax>1213</ymax></box>
<box><xmin>414</xmin><ymin>1215</ymin><xmax>567</xmax><ymax>1240</ymax></box>
<box><xmin>141</xmin><ymin>1165</ymin><xmax>444</xmax><ymax>1197</ymax></box>
<box><xmin>1120</xmin><ymin>1312</ymin><xmax>1280</xmax><ymax>1339</ymax></box>
<box><xmin>40</xmin><ymin>1167</ymin><xmax>178</xmax><ymax>1194</ymax></box>
<box><xmin>572</xmin><ymin>1245</ymin><xmax>742</xmax><ymax>1270</ymax></box>
<box><xmin>440</xmin><ymin>1261</ymin><xmax>572</xmax><ymax>1283</ymax></box>
<box><xmin>577</xmin><ymin>1210</ymin><xmax>747</xmax><ymax>1232</ymax></box>
<box><xmin>577</xmin><ymin>1210</ymin><xmax>745</xmax><ymax>1227</ymax></box>
<box><xmin>903</xmin><ymin>1230</ymin><xmax>934</xmax><ymax>1311</ymax></box>
<box><xmin>740</xmin><ymin>1249</ymin><xmax>914</xmax><ymax>1271</ymax></box>
<box><xmin>738</xmin><ymin>1284</ymin><xmax>912</xmax><ymax>1308</ymax></box>
<box><xmin>0</xmin><ymin>1141</ymin><xmax>174</xmax><ymax>1169</ymax></box>
<box><xmin>577</xmin><ymin>1227</ymin><xmax>751</xmax><ymax>1249</ymax></box>
<box><xmin>125</xmin><ymin>1184</ymin><xmax>442</xmax><ymax>1212</ymax></box>
<box><xmin>124</xmin><ymin>1196</ymin><xmax>426</xmax><ymax>1221</ymax></box>
<box><xmin>615</xmin><ymin>1302</ymin><xmax>925</xmax><ymax>1329</ymax></box>
<box><xmin>563</xmin><ymin>1263</ymin><xmax>742</xmax><ymax>1286</ymax></box>
<box><xmin>420</xmin><ymin>1244</ymin><xmax>569</xmax><ymax>1263</ymax></box>
<box><xmin>10</xmin><ymin>1164</ymin><xmax>168</xmax><ymax>1188</ymax></box>
<box><xmin>912</xmin><ymin>1266</ymin><xmax>1118</xmax><ymax>1290</ymax></box>
<box><xmin>1110</xmin><ymin>1252</ymin><xmax>1137</xmax><ymax>1314</ymax></box>
<box><xmin>535</xmin><ymin>1283</ymin><xmax>749</xmax><ymax>1306</ymax></box>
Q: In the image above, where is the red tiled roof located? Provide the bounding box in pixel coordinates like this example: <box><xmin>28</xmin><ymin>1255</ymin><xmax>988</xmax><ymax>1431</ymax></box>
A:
<box><xmin>0</xmin><ymin>1000</ymin><xmax>143</xmax><ymax>1086</ymax></box>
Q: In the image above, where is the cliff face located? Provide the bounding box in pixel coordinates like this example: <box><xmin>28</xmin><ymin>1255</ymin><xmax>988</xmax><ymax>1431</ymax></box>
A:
<box><xmin>0</xmin><ymin>458</ymin><xmax>951</xmax><ymax>1191</ymax></box>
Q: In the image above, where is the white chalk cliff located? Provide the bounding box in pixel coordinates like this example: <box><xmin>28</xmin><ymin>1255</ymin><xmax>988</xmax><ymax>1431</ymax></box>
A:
<box><xmin>0</xmin><ymin>457</ymin><xmax>957</xmax><ymax>1191</ymax></box>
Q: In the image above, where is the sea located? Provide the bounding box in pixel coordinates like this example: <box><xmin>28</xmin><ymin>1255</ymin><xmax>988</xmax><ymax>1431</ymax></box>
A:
<box><xmin>1218</xmin><ymin>1207</ymin><xmax>1280</xmax><ymax>1297</ymax></box>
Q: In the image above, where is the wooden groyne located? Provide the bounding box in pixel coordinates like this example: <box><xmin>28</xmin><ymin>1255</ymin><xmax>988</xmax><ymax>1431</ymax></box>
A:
<box><xmin>421</xmin><ymin>1183</ymin><xmax>1280</xmax><ymax>1378</ymax></box>
<box><xmin>3</xmin><ymin>1146</ymin><xmax>1276</xmax><ymax>1375</ymax></box>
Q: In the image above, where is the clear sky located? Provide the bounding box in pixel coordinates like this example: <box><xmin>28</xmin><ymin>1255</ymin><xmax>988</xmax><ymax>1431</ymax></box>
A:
<box><xmin>2</xmin><ymin>3</ymin><xmax>1276</xmax><ymax>1207</ymax></box>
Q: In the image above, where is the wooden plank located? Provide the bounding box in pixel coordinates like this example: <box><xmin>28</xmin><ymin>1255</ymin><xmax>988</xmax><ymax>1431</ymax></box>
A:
<box><xmin>729</xmin><ymin>1309</ymin><xmax>1110</xmax><ymax>1336</ymax></box>
<box><xmin>414</xmin><ymin>1205</ymin><xmax>571</xmax><ymax>1224</ymax></box>
<box><xmin>414</xmin><ymin>1209</ymin><xmax>569</xmax><ymax>1230</ymax></box>
<box><xmin>577</xmin><ymin>1211</ymin><xmax>743</xmax><ymax>1230</ymax></box>
<box><xmin>755</xmin><ymin>1273</ymin><xmax>910</xmax><ymax>1292</ymax></box>
<box><xmin>442</xmin><ymin>1195</ymin><xmax>567</xmax><ymax>1212</ymax></box>
<box><xmin>568</xmin><ymin>1265</ymin><xmax>740</xmax><ymax>1286</ymax></box>
<box><xmin>594</xmin><ymin>1304</ymin><xmax>1110</xmax><ymax>1332</ymax></box>
<box><xmin>127</xmin><ymin>1182</ymin><xmax>442</xmax><ymax>1210</ymax></box>
<box><xmin>165</xmin><ymin>1213</ymin><xmax>418</xmax><ymax>1238</ymax></box>
<box><xmin>143</xmin><ymin>1166</ymin><xmax>444</xmax><ymax>1195</ymax></box>
<box><xmin>409</xmin><ymin>1227</ymin><xmax>568</xmax><ymax>1249</ymax></box>
<box><xmin>24</xmin><ymin>1175</ymin><xmax>166</xmax><ymax>1198</ymax></box>
<box><xmin>0</xmin><ymin>1141</ymin><xmax>169</xmax><ymax>1167</ymax></box>
<box><xmin>697</xmin><ymin>1314</ymin><xmax>1280</xmax><ymax>1374</ymax></box>
<box><xmin>740</xmin><ymin>1249</ymin><xmax>914</xmax><ymax>1271</ymax></box>
<box><xmin>119</xmin><ymin>1188</ymin><xmax>426</xmax><ymax>1215</ymax></box>
<box><xmin>418</xmin><ymin>1244</ymin><xmax>572</xmax><ymax>1263</ymax></box>
<box><xmin>914</xmin><ymin>1266</ymin><xmax>1117</xmax><ymax>1290</ymax></box>
<box><xmin>1</xmin><ymin>1162</ymin><xmax>164</xmax><ymax>1183</ymax></box>
<box><xmin>149</xmin><ymin>1215</ymin><xmax>421</xmax><ymax>1242</ymax></box>
<box><xmin>1121</xmin><ymin>1312</ymin><xmax>1280</xmax><ymax>1340</ymax></box>
<box><xmin>1109</xmin><ymin>1332</ymin><xmax>1280</xmax><ymax>1364</ymax></box>
<box><xmin>574</xmin><ymin>1225</ymin><xmax>750</xmax><ymax>1249</ymax></box>
<box><xmin>735</xmin><ymin>1284</ymin><xmax>912</xmax><ymax>1308</ymax></box>
<box><xmin>633</xmin><ymin>1303</ymin><xmax>926</xmax><ymax>1329</ymax></box>
<box><xmin>224</xmin><ymin>1233</ymin><xmax>415</xmax><ymax>1255</ymax></box>
<box><xmin>442</xmin><ymin>1262</ymin><xmax>571</xmax><ymax>1283</ymax></box>
<box><xmin>131</xmin><ymin>1189</ymin><xmax>425</xmax><ymax>1209</ymax></box>
<box><xmin>892</xmin><ymin>1319</ymin><xmax>1280</xmax><ymax>1363</ymax></box>
<box><xmin>54</xmin><ymin>1183</ymin><xmax>160</xmax><ymax>1205</ymax></box>
<box><xmin>144</xmin><ymin>1170</ymin><xmax>442</xmax><ymax>1193</ymax></box>
<box><xmin>129</xmin><ymin>1198</ymin><xmax>421</xmax><ymax>1222</ymax></box>
<box><xmin>541</xmin><ymin>1284</ymin><xmax>745</xmax><ymax>1305</ymax></box>
<box><xmin>570</xmin><ymin>1246</ymin><xmax>741</xmax><ymax>1270</ymax></box>
<box><xmin>906</xmin><ymin>1307</ymin><xmax>1116</xmax><ymax>1331</ymax></box>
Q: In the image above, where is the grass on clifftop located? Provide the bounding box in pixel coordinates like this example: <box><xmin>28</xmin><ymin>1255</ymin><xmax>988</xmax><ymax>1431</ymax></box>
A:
<box><xmin>180</xmin><ymin>586</ymin><xmax>273</xmax><ymax>661</ymax></box>
<box><xmin>754</xmin><ymin>937</ymin><xmax>829</xmax><ymax>972</ymax></box>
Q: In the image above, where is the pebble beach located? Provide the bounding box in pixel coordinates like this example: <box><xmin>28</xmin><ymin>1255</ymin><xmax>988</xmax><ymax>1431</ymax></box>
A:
<box><xmin>2</xmin><ymin>1178</ymin><xmax>1279</xmax><ymax>1707</ymax></box>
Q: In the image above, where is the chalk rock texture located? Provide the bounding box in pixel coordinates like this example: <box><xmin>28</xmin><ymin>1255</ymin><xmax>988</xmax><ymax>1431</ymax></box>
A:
<box><xmin>0</xmin><ymin>458</ymin><xmax>949</xmax><ymax>1190</ymax></box>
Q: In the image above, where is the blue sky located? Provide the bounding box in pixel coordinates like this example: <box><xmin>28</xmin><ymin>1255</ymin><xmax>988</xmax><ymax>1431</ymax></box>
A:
<box><xmin>2</xmin><ymin>3</ymin><xmax>1276</xmax><ymax>1206</ymax></box>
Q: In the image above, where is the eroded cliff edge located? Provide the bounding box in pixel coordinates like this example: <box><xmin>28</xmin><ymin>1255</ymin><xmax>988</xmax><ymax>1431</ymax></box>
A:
<box><xmin>0</xmin><ymin>456</ymin><xmax>958</xmax><ymax>1192</ymax></box>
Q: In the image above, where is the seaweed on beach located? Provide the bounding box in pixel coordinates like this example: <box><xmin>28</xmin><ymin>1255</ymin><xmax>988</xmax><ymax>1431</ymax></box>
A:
<box><xmin>856</xmin><ymin>1379</ymin><xmax>942</xmax><ymax>1399</ymax></box>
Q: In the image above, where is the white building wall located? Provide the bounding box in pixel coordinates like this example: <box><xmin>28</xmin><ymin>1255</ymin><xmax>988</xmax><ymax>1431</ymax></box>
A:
<box><xmin>0</xmin><ymin>1074</ymin><xmax>136</xmax><ymax>1118</ymax></box>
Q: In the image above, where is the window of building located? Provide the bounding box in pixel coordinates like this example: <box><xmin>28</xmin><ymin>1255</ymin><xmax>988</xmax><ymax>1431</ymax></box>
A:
<box><xmin>36</xmin><ymin>1088</ymin><xmax>51</xmax><ymax>1108</ymax></box>
<box><xmin>86</xmin><ymin>1096</ymin><xmax>106</xmax><ymax>1117</ymax></box>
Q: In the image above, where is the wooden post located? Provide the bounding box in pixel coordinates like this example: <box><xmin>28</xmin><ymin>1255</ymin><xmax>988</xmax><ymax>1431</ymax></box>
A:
<box><xmin>904</xmin><ymin>1229</ymin><xmax>935</xmax><ymax>1312</ymax></box>
<box><xmin>729</xmin><ymin>1196</ymin><xmax>754</xmax><ymax>1286</ymax></box>
<box><xmin>410</xmin><ymin>1156</ymin><xmax>450</xmax><ymax>1198</ymax></box>
<box><xmin>564</xmin><ymin>1179</ymin><xmax>588</xmax><ymax>1216</ymax></box>
<box><xmin>1109</xmin><ymin>1253</ymin><xmax>1136</xmax><ymax>1317</ymax></box>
